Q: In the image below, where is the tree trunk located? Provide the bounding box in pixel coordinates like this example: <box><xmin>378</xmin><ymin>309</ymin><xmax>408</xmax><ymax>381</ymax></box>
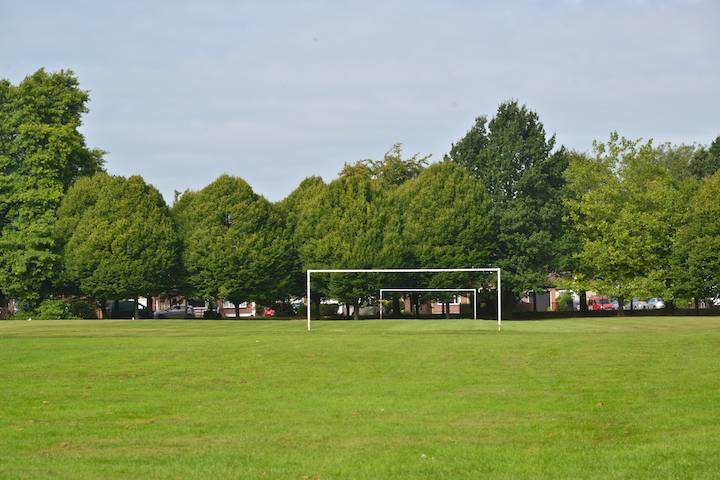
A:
<box><xmin>392</xmin><ymin>296</ymin><xmax>400</xmax><ymax>317</ymax></box>
<box><xmin>445</xmin><ymin>302</ymin><xmax>450</xmax><ymax>320</ymax></box>
<box><xmin>147</xmin><ymin>295</ymin><xmax>154</xmax><ymax>314</ymax></box>
<box><xmin>617</xmin><ymin>296</ymin><xmax>625</xmax><ymax>316</ymax></box>
<box><xmin>134</xmin><ymin>296</ymin><xmax>139</xmax><ymax>320</ymax></box>
<box><xmin>353</xmin><ymin>299</ymin><xmax>360</xmax><ymax>320</ymax></box>
<box><xmin>579</xmin><ymin>291</ymin><xmax>588</xmax><ymax>313</ymax></box>
<box><xmin>532</xmin><ymin>291</ymin><xmax>537</xmax><ymax>313</ymax></box>
<box><xmin>630</xmin><ymin>297</ymin><xmax>634</xmax><ymax>312</ymax></box>
<box><xmin>502</xmin><ymin>290</ymin><xmax>513</xmax><ymax>320</ymax></box>
<box><xmin>345</xmin><ymin>303</ymin><xmax>351</xmax><ymax>319</ymax></box>
<box><xmin>313</xmin><ymin>296</ymin><xmax>321</xmax><ymax>320</ymax></box>
<box><xmin>694</xmin><ymin>297</ymin><xmax>699</xmax><ymax>315</ymax></box>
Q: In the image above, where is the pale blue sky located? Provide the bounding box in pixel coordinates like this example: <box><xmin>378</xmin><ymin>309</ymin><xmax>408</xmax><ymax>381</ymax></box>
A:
<box><xmin>1</xmin><ymin>0</ymin><xmax>718</xmax><ymax>201</ymax></box>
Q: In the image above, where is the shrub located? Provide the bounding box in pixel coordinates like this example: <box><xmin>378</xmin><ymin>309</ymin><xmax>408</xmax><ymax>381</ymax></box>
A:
<box><xmin>294</xmin><ymin>303</ymin><xmax>340</xmax><ymax>317</ymax></box>
<box><xmin>321</xmin><ymin>303</ymin><xmax>340</xmax><ymax>317</ymax></box>
<box><xmin>11</xmin><ymin>300</ymin><xmax>81</xmax><ymax>320</ymax></box>
<box><xmin>69</xmin><ymin>300</ymin><xmax>98</xmax><ymax>319</ymax></box>
<box><xmin>270</xmin><ymin>302</ymin><xmax>296</xmax><ymax>317</ymax></box>
<box><xmin>556</xmin><ymin>292</ymin><xmax>574</xmax><ymax>312</ymax></box>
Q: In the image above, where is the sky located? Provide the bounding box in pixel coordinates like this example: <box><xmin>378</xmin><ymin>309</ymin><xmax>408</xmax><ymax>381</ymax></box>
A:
<box><xmin>1</xmin><ymin>0</ymin><xmax>718</xmax><ymax>202</ymax></box>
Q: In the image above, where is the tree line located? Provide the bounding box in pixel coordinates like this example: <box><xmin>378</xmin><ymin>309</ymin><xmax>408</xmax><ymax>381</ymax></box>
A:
<box><xmin>1</xmin><ymin>69</ymin><xmax>719</xmax><ymax>318</ymax></box>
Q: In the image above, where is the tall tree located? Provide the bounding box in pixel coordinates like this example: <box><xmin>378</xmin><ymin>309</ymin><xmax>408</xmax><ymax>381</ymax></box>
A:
<box><xmin>173</xmin><ymin>175</ymin><xmax>296</xmax><ymax>318</ymax></box>
<box><xmin>278</xmin><ymin>176</ymin><xmax>329</xmax><ymax>316</ymax></box>
<box><xmin>314</xmin><ymin>172</ymin><xmax>401</xmax><ymax>319</ymax></box>
<box><xmin>445</xmin><ymin>101</ymin><xmax>570</xmax><ymax>303</ymax></box>
<box><xmin>332</xmin><ymin>144</ymin><xmax>427</xmax><ymax>315</ymax></box>
<box><xmin>565</xmin><ymin>134</ymin><xmax>694</xmax><ymax>313</ymax></box>
<box><xmin>395</xmin><ymin>162</ymin><xmax>493</xmax><ymax>317</ymax></box>
<box><xmin>671</xmin><ymin>170</ymin><xmax>720</xmax><ymax>305</ymax></box>
<box><xmin>0</xmin><ymin>69</ymin><xmax>104</xmax><ymax>306</ymax></box>
<box><xmin>56</xmin><ymin>173</ymin><xmax>181</xmax><ymax>318</ymax></box>
<box><xmin>280</xmin><ymin>146</ymin><xmax>427</xmax><ymax>318</ymax></box>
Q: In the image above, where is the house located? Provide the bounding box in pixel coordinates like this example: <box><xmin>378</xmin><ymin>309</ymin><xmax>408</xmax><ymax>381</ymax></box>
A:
<box><xmin>517</xmin><ymin>288</ymin><xmax>581</xmax><ymax>312</ymax></box>
<box><xmin>149</xmin><ymin>294</ymin><xmax>254</xmax><ymax>318</ymax></box>
<box><xmin>403</xmin><ymin>293</ymin><xmax>473</xmax><ymax>316</ymax></box>
<box><xmin>218</xmin><ymin>300</ymin><xmax>257</xmax><ymax>318</ymax></box>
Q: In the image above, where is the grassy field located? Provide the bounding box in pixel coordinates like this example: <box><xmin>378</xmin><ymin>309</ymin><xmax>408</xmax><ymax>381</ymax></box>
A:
<box><xmin>1</xmin><ymin>317</ymin><xmax>719</xmax><ymax>479</ymax></box>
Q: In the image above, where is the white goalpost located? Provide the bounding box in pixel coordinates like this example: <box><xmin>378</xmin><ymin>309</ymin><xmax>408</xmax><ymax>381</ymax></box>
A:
<box><xmin>378</xmin><ymin>288</ymin><xmax>478</xmax><ymax>320</ymax></box>
<box><xmin>305</xmin><ymin>268</ymin><xmax>501</xmax><ymax>331</ymax></box>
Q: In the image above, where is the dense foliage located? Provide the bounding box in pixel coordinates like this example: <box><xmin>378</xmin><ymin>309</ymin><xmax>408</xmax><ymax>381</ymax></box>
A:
<box><xmin>0</xmin><ymin>69</ymin><xmax>103</xmax><ymax>306</ymax></box>
<box><xmin>2</xmin><ymin>68</ymin><xmax>720</xmax><ymax>318</ymax></box>
<box><xmin>172</xmin><ymin>175</ymin><xmax>296</xmax><ymax>317</ymax></box>
<box><xmin>10</xmin><ymin>299</ymin><xmax>81</xmax><ymax>320</ymax></box>
<box><xmin>56</xmin><ymin>173</ymin><xmax>181</xmax><ymax>317</ymax></box>
<box><xmin>672</xmin><ymin>171</ymin><xmax>720</xmax><ymax>302</ymax></box>
<box><xmin>445</xmin><ymin>101</ymin><xmax>571</xmax><ymax>299</ymax></box>
<box><xmin>394</xmin><ymin>162</ymin><xmax>493</xmax><ymax>316</ymax></box>
<box><xmin>564</xmin><ymin>134</ymin><xmax>697</xmax><ymax>310</ymax></box>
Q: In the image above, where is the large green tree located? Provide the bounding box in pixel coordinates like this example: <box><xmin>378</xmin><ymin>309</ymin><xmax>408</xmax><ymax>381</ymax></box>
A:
<box><xmin>337</xmin><ymin>145</ymin><xmax>430</xmax><ymax>310</ymax></box>
<box><xmin>394</xmin><ymin>162</ymin><xmax>493</xmax><ymax>317</ymax></box>
<box><xmin>56</xmin><ymin>173</ymin><xmax>181</xmax><ymax>318</ymax></box>
<box><xmin>445</xmin><ymin>101</ymin><xmax>570</xmax><ymax>304</ymax></box>
<box><xmin>173</xmin><ymin>175</ymin><xmax>296</xmax><ymax>318</ymax></box>
<box><xmin>565</xmin><ymin>134</ymin><xmax>695</xmax><ymax>313</ymax></box>
<box><xmin>280</xmin><ymin>145</ymin><xmax>426</xmax><ymax>318</ymax></box>
<box><xmin>0</xmin><ymin>69</ymin><xmax>103</xmax><ymax>306</ymax></box>
<box><xmin>315</xmin><ymin>172</ymin><xmax>401</xmax><ymax>319</ymax></box>
<box><xmin>278</xmin><ymin>176</ymin><xmax>329</xmax><ymax>316</ymax></box>
<box><xmin>671</xmin><ymin>170</ymin><xmax>720</xmax><ymax>305</ymax></box>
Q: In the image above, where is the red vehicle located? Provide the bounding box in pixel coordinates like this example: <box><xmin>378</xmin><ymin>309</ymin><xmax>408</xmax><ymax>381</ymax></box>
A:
<box><xmin>588</xmin><ymin>296</ymin><xmax>616</xmax><ymax>311</ymax></box>
<box><xmin>262</xmin><ymin>307</ymin><xmax>276</xmax><ymax>317</ymax></box>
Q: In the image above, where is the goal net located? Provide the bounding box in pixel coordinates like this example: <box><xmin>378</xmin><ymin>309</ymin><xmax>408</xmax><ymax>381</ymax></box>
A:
<box><xmin>379</xmin><ymin>288</ymin><xmax>478</xmax><ymax>319</ymax></box>
<box><xmin>305</xmin><ymin>268</ymin><xmax>501</xmax><ymax>330</ymax></box>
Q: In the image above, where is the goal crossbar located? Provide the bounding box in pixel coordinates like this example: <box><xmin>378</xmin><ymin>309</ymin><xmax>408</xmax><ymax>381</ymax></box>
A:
<box><xmin>306</xmin><ymin>268</ymin><xmax>501</xmax><ymax>330</ymax></box>
<box><xmin>378</xmin><ymin>288</ymin><xmax>478</xmax><ymax>320</ymax></box>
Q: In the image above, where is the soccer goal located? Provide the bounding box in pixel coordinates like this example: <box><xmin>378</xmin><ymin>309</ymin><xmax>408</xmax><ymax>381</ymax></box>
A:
<box><xmin>305</xmin><ymin>268</ymin><xmax>501</xmax><ymax>331</ymax></box>
<box><xmin>378</xmin><ymin>288</ymin><xmax>478</xmax><ymax>320</ymax></box>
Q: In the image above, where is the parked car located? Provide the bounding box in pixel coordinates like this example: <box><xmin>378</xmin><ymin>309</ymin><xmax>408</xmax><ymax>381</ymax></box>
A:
<box><xmin>646</xmin><ymin>298</ymin><xmax>665</xmax><ymax>309</ymax></box>
<box><xmin>624</xmin><ymin>298</ymin><xmax>648</xmax><ymax>310</ymax></box>
<box><xmin>588</xmin><ymin>296</ymin><xmax>617</xmax><ymax>311</ymax></box>
<box><xmin>154</xmin><ymin>304</ymin><xmax>194</xmax><ymax>319</ymax></box>
<box><xmin>105</xmin><ymin>300</ymin><xmax>152</xmax><ymax>319</ymax></box>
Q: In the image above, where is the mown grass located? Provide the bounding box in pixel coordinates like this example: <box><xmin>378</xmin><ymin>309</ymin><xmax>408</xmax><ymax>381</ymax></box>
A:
<box><xmin>1</xmin><ymin>317</ymin><xmax>719</xmax><ymax>479</ymax></box>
